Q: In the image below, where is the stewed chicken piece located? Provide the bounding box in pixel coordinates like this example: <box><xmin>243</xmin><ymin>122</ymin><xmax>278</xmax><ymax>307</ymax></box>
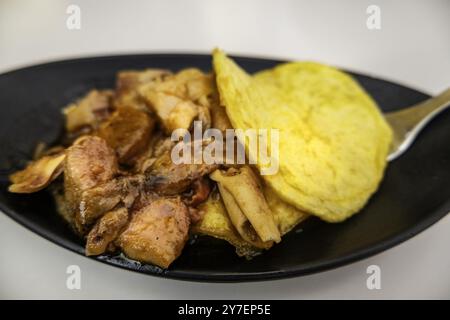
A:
<box><xmin>144</xmin><ymin>149</ymin><xmax>218</xmax><ymax>195</ymax></box>
<box><xmin>72</xmin><ymin>175</ymin><xmax>144</xmax><ymax>230</ymax></box>
<box><xmin>97</xmin><ymin>106</ymin><xmax>155</xmax><ymax>165</ymax></box>
<box><xmin>116</xmin><ymin>197</ymin><xmax>190</xmax><ymax>268</ymax></box>
<box><xmin>63</xmin><ymin>136</ymin><xmax>119</xmax><ymax>232</ymax></box>
<box><xmin>85</xmin><ymin>207</ymin><xmax>129</xmax><ymax>256</ymax></box>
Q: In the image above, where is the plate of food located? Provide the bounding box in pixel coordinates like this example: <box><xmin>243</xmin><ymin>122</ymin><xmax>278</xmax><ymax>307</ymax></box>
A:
<box><xmin>0</xmin><ymin>50</ymin><xmax>449</xmax><ymax>282</ymax></box>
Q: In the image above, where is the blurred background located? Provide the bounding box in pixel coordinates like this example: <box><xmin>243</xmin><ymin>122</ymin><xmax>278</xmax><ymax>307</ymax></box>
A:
<box><xmin>0</xmin><ymin>0</ymin><xmax>449</xmax><ymax>299</ymax></box>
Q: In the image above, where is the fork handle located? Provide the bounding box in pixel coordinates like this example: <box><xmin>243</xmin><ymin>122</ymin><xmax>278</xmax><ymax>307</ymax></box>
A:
<box><xmin>385</xmin><ymin>87</ymin><xmax>450</xmax><ymax>161</ymax></box>
<box><xmin>385</xmin><ymin>87</ymin><xmax>450</xmax><ymax>131</ymax></box>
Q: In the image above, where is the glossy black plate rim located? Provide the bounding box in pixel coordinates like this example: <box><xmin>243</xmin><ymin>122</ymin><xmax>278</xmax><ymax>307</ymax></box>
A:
<box><xmin>0</xmin><ymin>53</ymin><xmax>448</xmax><ymax>283</ymax></box>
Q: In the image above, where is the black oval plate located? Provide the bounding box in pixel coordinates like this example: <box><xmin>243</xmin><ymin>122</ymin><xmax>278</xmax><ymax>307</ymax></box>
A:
<box><xmin>0</xmin><ymin>54</ymin><xmax>449</xmax><ymax>282</ymax></box>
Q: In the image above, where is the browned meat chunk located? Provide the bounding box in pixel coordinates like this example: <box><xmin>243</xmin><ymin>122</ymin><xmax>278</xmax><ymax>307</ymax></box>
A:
<box><xmin>133</xmin><ymin>134</ymin><xmax>175</xmax><ymax>173</ymax></box>
<box><xmin>97</xmin><ymin>107</ymin><xmax>155</xmax><ymax>164</ymax></box>
<box><xmin>86</xmin><ymin>207</ymin><xmax>129</xmax><ymax>256</ymax></box>
<box><xmin>145</xmin><ymin>150</ymin><xmax>218</xmax><ymax>195</ymax></box>
<box><xmin>116</xmin><ymin>197</ymin><xmax>190</xmax><ymax>268</ymax></box>
<box><xmin>65</xmin><ymin>136</ymin><xmax>117</xmax><ymax>190</ymax></box>
<box><xmin>77</xmin><ymin>175</ymin><xmax>144</xmax><ymax>227</ymax></box>
<box><xmin>64</xmin><ymin>136</ymin><xmax>118</xmax><ymax>232</ymax></box>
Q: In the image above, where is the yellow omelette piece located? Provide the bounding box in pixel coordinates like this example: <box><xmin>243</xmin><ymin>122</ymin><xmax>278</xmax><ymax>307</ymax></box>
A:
<box><xmin>263</xmin><ymin>186</ymin><xmax>309</xmax><ymax>235</ymax></box>
<box><xmin>212</xmin><ymin>49</ymin><xmax>392</xmax><ymax>222</ymax></box>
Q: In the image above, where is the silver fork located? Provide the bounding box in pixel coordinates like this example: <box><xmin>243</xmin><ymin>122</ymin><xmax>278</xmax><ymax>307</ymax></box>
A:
<box><xmin>386</xmin><ymin>87</ymin><xmax>450</xmax><ymax>161</ymax></box>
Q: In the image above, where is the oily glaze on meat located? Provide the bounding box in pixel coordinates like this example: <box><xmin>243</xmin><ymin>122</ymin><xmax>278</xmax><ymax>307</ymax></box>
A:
<box><xmin>74</xmin><ymin>175</ymin><xmax>143</xmax><ymax>230</ymax></box>
<box><xmin>8</xmin><ymin>63</ymin><xmax>307</xmax><ymax>268</ymax></box>
<box><xmin>145</xmin><ymin>149</ymin><xmax>218</xmax><ymax>195</ymax></box>
<box><xmin>86</xmin><ymin>207</ymin><xmax>129</xmax><ymax>256</ymax></box>
<box><xmin>116</xmin><ymin>198</ymin><xmax>190</xmax><ymax>268</ymax></box>
<box><xmin>97</xmin><ymin>106</ymin><xmax>155</xmax><ymax>164</ymax></box>
<box><xmin>64</xmin><ymin>136</ymin><xmax>119</xmax><ymax>232</ymax></box>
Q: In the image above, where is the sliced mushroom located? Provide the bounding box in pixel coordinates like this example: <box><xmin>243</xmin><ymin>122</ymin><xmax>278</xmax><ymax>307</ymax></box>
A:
<box><xmin>175</xmin><ymin>68</ymin><xmax>207</xmax><ymax>83</ymax></box>
<box><xmin>63</xmin><ymin>90</ymin><xmax>114</xmax><ymax>134</ymax></box>
<box><xmin>139</xmin><ymin>68</ymin><xmax>212</xmax><ymax>133</ymax></box>
<box><xmin>145</xmin><ymin>149</ymin><xmax>218</xmax><ymax>195</ymax></box>
<box><xmin>116</xmin><ymin>69</ymin><xmax>171</xmax><ymax>111</ymax></box>
<box><xmin>210</xmin><ymin>166</ymin><xmax>281</xmax><ymax>247</ymax></box>
<box><xmin>117</xmin><ymin>69</ymin><xmax>171</xmax><ymax>92</ymax></box>
<box><xmin>9</xmin><ymin>152</ymin><xmax>66</xmax><ymax>193</ymax></box>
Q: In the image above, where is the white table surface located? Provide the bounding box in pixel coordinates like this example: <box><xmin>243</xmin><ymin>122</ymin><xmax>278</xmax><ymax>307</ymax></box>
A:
<box><xmin>0</xmin><ymin>0</ymin><xmax>449</xmax><ymax>299</ymax></box>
